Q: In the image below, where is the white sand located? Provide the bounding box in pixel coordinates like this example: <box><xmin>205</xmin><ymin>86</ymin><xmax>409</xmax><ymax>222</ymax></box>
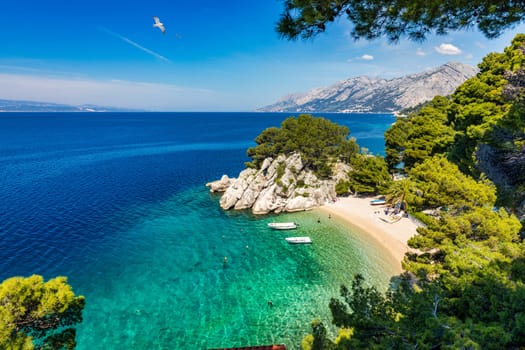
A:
<box><xmin>318</xmin><ymin>196</ymin><xmax>420</xmax><ymax>272</ymax></box>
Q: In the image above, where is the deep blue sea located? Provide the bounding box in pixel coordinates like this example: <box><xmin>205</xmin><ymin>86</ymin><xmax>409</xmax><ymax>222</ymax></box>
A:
<box><xmin>0</xmin><ymin>112</ymin><xmax>397</xmax><ymax>349</ymax></box>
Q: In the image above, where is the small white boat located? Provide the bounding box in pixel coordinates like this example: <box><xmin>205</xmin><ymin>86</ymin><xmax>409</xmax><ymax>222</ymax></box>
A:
<box><xmin>285</xmin><ymin>236</ymin><xmax>312</xmax><ymax>244</ymax></box>
<box><xmin>268</xmin><ymin>222</ymin><xmax>298</xmax><ymax>230</ymax></box>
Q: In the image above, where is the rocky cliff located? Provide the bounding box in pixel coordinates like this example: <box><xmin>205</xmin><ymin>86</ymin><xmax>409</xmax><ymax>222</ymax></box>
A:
<box><xmin>206</xmin><ymin>153</ymin><xmax>350</xmax><ymax>215</ymax></box>
<box><xmin>258</xmin><ymin>61</ymin><xmax>477</xmax><ymax>113</ymax></box>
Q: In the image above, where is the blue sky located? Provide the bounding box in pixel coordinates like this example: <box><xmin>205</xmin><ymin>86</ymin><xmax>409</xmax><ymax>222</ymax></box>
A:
<box><xmin>1</xmin><ymin>1</ymin><xmax>524</xmax><ymax>111</ymax></box>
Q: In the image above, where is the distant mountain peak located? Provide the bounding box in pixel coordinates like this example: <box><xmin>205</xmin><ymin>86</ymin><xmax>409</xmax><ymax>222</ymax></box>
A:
<box><xmin>0</xmin><ymin>99</ymin><xmax>139</xmax><ymax>112</ymax></box>
<box><xmin>258</xmin><ymin>61</ymin><xmax>478</xmax><ymax>113</ymax></box>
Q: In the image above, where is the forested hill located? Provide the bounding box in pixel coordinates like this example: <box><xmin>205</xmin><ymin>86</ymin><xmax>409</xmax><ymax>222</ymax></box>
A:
<box><xmin>258</xmin><ymin>61</ymin><xmax>477</xmax><ymax>113</ymax></box>
<box><xmin>385</xmin><ymin>34</ymin><xmax>525</xmax><ymax>216</ymax></box>
<box><xmin>301</xmin><ymin>34</ymin><xmax>525</xmax><ymax>350</ymax></box>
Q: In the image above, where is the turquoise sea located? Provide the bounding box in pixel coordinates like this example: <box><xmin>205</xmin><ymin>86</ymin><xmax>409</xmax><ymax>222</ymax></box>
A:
<box><xmin>0</xmin><ymin>112</ymin><xmax>398</xmax><ymax>349</ymax></box>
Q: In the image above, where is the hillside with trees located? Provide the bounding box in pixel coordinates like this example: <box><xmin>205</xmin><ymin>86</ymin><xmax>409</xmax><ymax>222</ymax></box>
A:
<box><xmin>385</xmin><ymin>34</ymin><xmax>525</xmax><ymax>214</ymax></box>
<box><xmin>300</xmin><ymin>35</ymin><xmax>525</xmax><ymax>350</ymax></box>
<box><xmin>296</xmin><ymin>35</ymin><xmax>525</xmax><ymax>349</ymax></box>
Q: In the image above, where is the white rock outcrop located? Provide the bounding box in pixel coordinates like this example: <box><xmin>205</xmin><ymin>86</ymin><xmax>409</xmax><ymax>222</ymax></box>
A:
<box><xmin>206</xmin><ymin>152</ymin><xmax>348</xmax><ymax>215</ymax></box>
<box><xmin>205</xmin><ymin>174</ymin><xmax>232</xmax><ymax>192</ymax></box>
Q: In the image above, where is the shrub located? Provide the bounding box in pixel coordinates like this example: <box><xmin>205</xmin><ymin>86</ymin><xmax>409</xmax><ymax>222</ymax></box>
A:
<box><xmin>335</xmin><ymin>180</ymin><xmax>351</xmax><ymax>196</ymax></box>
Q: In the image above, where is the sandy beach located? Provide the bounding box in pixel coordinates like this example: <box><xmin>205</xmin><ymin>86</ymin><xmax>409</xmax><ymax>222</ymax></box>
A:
<box><xmin>318</xmin><ymin>196</ymin><xmax>420</xmax><ymax>272</ymax></box>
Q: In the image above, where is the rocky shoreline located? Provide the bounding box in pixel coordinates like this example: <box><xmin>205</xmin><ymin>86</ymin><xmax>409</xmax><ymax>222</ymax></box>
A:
<box><xmin>206</xmin><ymin>152</ymin><xmax>349</xmax><ymax>215</ymax></box>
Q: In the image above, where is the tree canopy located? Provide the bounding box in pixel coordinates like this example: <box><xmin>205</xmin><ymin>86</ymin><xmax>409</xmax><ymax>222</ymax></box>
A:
<box><xmin>385</xmin><ymin>96</ymin><xmax>455</xmax><ymax>170</ymax></box>
<box><xmin>345</xmin><ymin>154</ymin><xmax>391</xmax><ymax>194</ymax></box>
<box><xmin>246</xmin><ymin>114</ymin><xmax>358</xmax><ymax>177</ymax></box>
<box><xmin>0</xmin><ymin>275</ymin><xmax>85</xmax><ymax>350</ymax></box>
<box><xmin>277</xmin><ymin>0</ymin><xmax>525</xmax><ymax>42</ymax></box>
<box><xmin>407</xmin><ymin>156</ymin><xmax>497</xmax><ymax>213</ymax></box>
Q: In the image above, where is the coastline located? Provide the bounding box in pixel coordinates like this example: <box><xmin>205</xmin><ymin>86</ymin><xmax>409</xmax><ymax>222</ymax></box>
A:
<box><xmin>318</xmin><ymin>196</ymin><xmax>420</xmax><ymax>273</ymax></box>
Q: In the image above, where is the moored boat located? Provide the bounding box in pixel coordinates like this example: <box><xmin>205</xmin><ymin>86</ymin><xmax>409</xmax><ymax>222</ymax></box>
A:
<box><xmin>268</xmin><ymin>222</ymin><xmax>298</xmax><ymax>230</ymax></box>
<box><xmin>285</xmin><ymin>236</ymin><xmax>312</xmax><ymax>244</ymax></box>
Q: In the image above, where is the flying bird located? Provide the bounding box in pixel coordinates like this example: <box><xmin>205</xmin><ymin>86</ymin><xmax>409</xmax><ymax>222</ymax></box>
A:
<box><xmin>152</xmin><ymin>16</ymin><xmax>166</xmax><ymax>34</ymax></box>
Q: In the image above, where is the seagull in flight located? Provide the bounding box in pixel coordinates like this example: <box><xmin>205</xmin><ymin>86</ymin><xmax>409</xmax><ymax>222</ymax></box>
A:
<box><xmin>152</xmin><ymin>16</ymin><xmax>166</xmax><ymax>34</ymax></box>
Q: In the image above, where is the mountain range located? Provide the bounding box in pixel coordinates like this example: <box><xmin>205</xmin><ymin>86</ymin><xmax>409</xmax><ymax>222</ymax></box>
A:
<box><xmin>0</xmin><ymin>99</ymin><xmax>137</xmax><ymax>112</ymax></box>
<box><xmin>258</xmin><ymin>61</ymin><xmax>478</xmax><ymax>113</ymax></box>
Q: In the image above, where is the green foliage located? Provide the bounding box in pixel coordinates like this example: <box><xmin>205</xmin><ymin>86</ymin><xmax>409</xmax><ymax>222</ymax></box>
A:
<box><xmin>322</xmin><ymin>274</ymin><xmax>469</xmax><ymax>349</ymax></box>
<box><xmin>275</xmin><ymin>162</ymin><xmax>286</xmax><ymax>181</ymax></box>
<box><xmin>330</xmin><ymin>274</ymin><xmax>394</xmax><ymax>331</ymax></box>
<box><xmin>299</xmin><ymin>33</ymin><xmax>525</xmax><ymax>350</ymax></box>
<box><xmin>335</xmin><ymin>180</ymin><xmax>350</xmax><ymax>196</ymax></box>
<box><xmin>385</xmin><ymin>96</ymin><xmax>456</xmax><ymax>171</ymax></box>
<box><xmin>276</xmin><ymin>0</ymin><xmax>524</xmax><ymax>42</ymax></box>
<box><xmin>308</xmin><ymin>270</ymin><xmax>525</xmax><ymax>349</ymax></box>
<box><xmin>347</xmin><ymin>155</ymin><xmax>392</xmax><ymax>194</ymax></box>
<box><xmin>385</xmin><ymin>178</ymin><xmax>413</xmax><ymax>212</ymax></box>
<box><xmin>452</xmin><ymin>36</ymin><xmax>525</xmax><ymax>179</ymax></box>
<box><xmin>246</xmin><ymin>114</ymin><xmax>358</xmax><ymax>178</ymax></box>
<box><xmin>404</xmin><ymin>99</ymin><xmax>456</xmax><ymax>169</ymax></box>
<box><xmin>384</xmin><ymin>35</ymin><xmax>525</xmax><ymax>210</ymax></box>
<box><xmin>337</xmin><ymin>137</ymin><xmax>360</xmax><ymax>164</ymax></box>
<box><xmin>384</xmin><ymin>117</ymin><xmax>411</xmax><ymax>170</ymax></box>
<box><xmin>0</xmin><ymin>275</ymin><xmax>85</xmax><ymax>350</ymax></box>
<box><xmin>301</xmin><ymin>333</ymin><xmax>314</xmax><ymax>350</ymax></box>
<box><xmin>407</xmin><ymin>156</ymin><xmax>497</xmax><ymax>212</ymax></box>
<box><xmin>310</xmin><ymin>320</ymin><xmax>335</xmax><ymax>350</ymax></box>
<box><xmin>333</xmin><ymin>328</ymin><xmax>353</xmax><ymax>345</ymax></box>
<box><xmin>406</xmin><ymin>206</ymin><xmax>521</xmax><ymax>276</ymax></box>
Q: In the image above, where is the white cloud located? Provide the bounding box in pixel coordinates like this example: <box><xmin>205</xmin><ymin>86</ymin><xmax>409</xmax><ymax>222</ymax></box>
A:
<box><xmin>435</xmin><ymin>43</ymin><xmax>462</xmax><ymax>55</ymax></box>
<box><xmin>416</xmin><ymin>48</ymin><xmax>426</xmax><ymax>57</ymax></box>
<box><xmin>360</xmin><ymin>54</ymin><xmax>374</xmax><ymax>61</ymax></box>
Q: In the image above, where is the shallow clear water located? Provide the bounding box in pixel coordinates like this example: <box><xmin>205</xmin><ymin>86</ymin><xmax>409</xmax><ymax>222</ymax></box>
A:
<box><xmin>0</xmin><ymin>112</ymin><xmax>397</xmax><ymax>349</ymax></box>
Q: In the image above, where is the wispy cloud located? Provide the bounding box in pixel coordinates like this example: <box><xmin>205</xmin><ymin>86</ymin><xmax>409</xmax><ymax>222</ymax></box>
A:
<box><xmin>475</xmin><ymin>41</ymin><xmax>486</xmax><ymax>49</ymax></box>
<box><xmin>100</xmin><ymin>27</ymin><xmax>171</xmax><ymax>62</ymax></box>
<box><xmin>416</xmin><ymin>48</ymin><xmax>426</xmax><ymax>57</ymax></box>
<box><xmin>435</xmin><ymin>43</ymin><xmax>462</xmax><ymax>55</ymax></box>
